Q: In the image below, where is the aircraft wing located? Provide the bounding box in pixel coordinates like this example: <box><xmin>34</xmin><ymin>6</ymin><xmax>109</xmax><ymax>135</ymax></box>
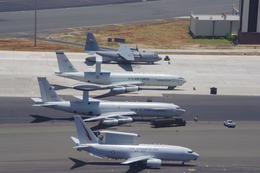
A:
<box><xmin>84</xmin><ymin>111</ymin><xmax>136</xmax><ymax>122</ymax></box>
<box><xmin>72</xmin><ymin>81</ymin><xmax>143</xmax><ymax>92</ymax></box>
<box><xmin>121</xmin><ymin>155</ymin><xmax>152</xmax><ymax>165</ymax></box>
<box><xmin>118</xmin><ymin>44</ymin><xmax>135</xmax><ymax>61</ymax></box>
<box><xmin>109</xmin><ymin>81</ymin><xmax>143</xmax><ymax>87</ymax></box>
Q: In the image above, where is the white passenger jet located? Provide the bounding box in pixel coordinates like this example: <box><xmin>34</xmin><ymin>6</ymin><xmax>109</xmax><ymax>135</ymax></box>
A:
<box><xmin>55</xmin><ymin>50</ymin><xmax>186</xmax><ymax>90</ymax></box>
<box><xmin>71</xmin><ymin>115</ymin><xmax>199</xmax><ymax>168</ymax></box>
<box><xmin>31</xmin><ymin>77</ymin><xmax>185</xmax><ymax>126</ymax></box>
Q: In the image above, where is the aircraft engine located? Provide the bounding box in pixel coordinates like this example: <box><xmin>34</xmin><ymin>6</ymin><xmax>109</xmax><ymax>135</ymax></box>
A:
<box><xmin>146</xmin><ymin>158</ymin><xmax>162</xmax><ymax>168</ymax></box>
<box><xmin>111</xmin><ymin>86</ymin><xmax>139</xmax><ymax>93</ymax></box>
<box><xmin>85</xmin><ymin>56</ymin><xmax>96</xmax><ymax>62</ymax></box>
<box><xmin>118</xmin><ymin>117</ymin><xmax>133</xmax><ymax>124</ymax></box>
<box><xmin>101</xmin><ymin>119</ymin><xmax>119</xmax><ymax>126</ymax></box>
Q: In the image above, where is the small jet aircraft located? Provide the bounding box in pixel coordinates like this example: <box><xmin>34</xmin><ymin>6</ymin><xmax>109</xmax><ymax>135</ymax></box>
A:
<box><xmin>71</xmin><ymin>115</ymin><xmax>199</xmax><ymax>168</ymax></box>
<box><xmin>31</xmin><ymin>77</ymin><xmax>185</xmax><ymax>126</ymax></box>
<box><xmin>85</xmin><ymin>32</ymin><xmax>162</xmax><ymax>64</ymax></box>
<box><xmin>55</xmin><ymin>50</ymin><xmax>186</xmax><ymax>90</ymax></box>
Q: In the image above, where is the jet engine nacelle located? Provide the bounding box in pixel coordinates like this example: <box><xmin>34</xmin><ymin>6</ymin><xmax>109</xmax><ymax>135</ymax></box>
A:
<box><xmin>101</xmin><ymin>119</ymin><xmax>119</xmax><ymax>126</ymax></box>
<box><xmin>101</xmin><ymin>117</ymin><xmax>133</xmax><ymax>126</ymax></box>
<box><xmin>111</xmin><ymin>86</ymin><xmax>139</xmax><ymax>94</ymax></box>
<box><xmin>146</xmin><ymin>158</ymin><xmax>162</xmax><ymax>168</ymax></box>
<box><xmin>118</xmin><ymin>117</ymin><xmax>133</xmax><ymax>124</ymax></box>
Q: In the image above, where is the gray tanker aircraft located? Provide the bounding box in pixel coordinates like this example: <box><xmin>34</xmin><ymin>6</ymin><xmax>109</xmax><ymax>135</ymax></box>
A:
<box><xmin>71</xmin><ymin>115</ymin><xmax>199</xmax><ymax>167</ymax></box>
<box><xmin>31</xmin><ymin>77</ymin><xmax>185</xmax><ymax>126</ymax></box>
<box><xmin>55</xmin><ymin>50</ymin><xmax>186</xmax><ymax>90</ymax></box>
<box><xmin>85</xmin><ymin>32</ymin><xmax>162</xmax><ymax>64</ymax></box>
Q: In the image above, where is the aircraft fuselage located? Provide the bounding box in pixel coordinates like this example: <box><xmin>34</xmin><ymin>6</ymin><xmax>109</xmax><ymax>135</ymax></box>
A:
<box><xmin>82</xmin><ymin>144</ymin><xmax>199</xmax><ymax>162</ymax></box>
<box><xmin>47</xmin><ymin>100</ymin><xmax>185</xmax><ymax>118</ymax></box>
<box><xmin>95</xmin><ymin>51</ymin><xmax>161</xmax><ymax>63</ymax></box>
<box><xmin>57</xmin><ymin>72</ymin><xmax>186</xmax><ymax>87</ymax></box>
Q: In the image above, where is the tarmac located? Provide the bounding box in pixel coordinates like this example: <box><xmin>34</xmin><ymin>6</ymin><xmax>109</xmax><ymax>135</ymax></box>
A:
<box><xmin>0</xmin><ymin>50</ymin><xmax>260</xmax><ymax>173</ymax></box>
<box><xmin>0</xmin><ymin>51</ymin><xmax>260</xmax><ymax>97</ymax></box>
<box><xmin>0</xmin><ymin>122</ymin><xmax>260</xmax><ymax>173</ymax></box>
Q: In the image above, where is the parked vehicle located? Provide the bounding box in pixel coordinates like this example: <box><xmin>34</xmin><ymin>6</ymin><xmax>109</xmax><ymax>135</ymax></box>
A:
<box><xmin>224</xmin><ymin>120</ymin><xmax>236</xmax><ymax>128</ymax></box>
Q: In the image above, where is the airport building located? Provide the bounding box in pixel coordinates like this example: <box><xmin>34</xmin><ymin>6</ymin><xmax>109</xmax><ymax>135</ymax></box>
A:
<box><xmin>190</xmin><ymin>14</ymin><xmax>240</xmax><ymax>37</ymax></box>
<box><xmin>239</xmin><ymin>0</ymin><xmax>260</xmax><ymax>44</ymax></box>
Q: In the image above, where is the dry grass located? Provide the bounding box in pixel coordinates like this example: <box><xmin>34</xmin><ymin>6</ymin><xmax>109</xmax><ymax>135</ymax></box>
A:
<box><xmin>42</xmin><ymin>19</ymin><xmax>234</xmax><ymax>49</ymax></box>
<box><xmin>1</xmin><ymin>19</ymin><xmax>260</xmax><ymax>53</ymax></box>
<box><xmin>0</xmin><ymin>38</ymin><xmax>83</xmax><ymax>52</ymax></box>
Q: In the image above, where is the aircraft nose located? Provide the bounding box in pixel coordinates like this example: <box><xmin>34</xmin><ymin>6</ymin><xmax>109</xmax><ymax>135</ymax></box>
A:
<box><xmin>177</xmin><ymin>108</ymin><xmax>186</xmax><ymax>114</ymax></box>
<box><xmin>180</xmin><ymin>79</ymin><xmax>186</xmax><ymax>85</ymax></box>
<box><xmin>193</xmin><ymin>152</ymin><xmax>199</xmax><ymax>160</ymax></box>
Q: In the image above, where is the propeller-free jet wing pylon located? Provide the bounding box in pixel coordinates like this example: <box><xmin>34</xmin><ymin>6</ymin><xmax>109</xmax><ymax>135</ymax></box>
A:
<box><xmin>31</xmin><ymin>77</ymin><xmax>185</xmax><ymax>126</ymax></box>
<box><xmin>71</xmin><ymin>115</ymin><xmax>199</xmax><ymax>168</ymax></box>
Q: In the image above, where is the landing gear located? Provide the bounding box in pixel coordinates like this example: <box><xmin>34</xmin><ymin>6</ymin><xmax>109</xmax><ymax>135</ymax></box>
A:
<box><xmin>182</xmin><ymin>161</ymin><xmax>185</xmax><ymax>165</ymax></box>
<box><xmin>168</xmin><ymin>86</ymin><xmax>176</xmax><ymax>90</ymax></box>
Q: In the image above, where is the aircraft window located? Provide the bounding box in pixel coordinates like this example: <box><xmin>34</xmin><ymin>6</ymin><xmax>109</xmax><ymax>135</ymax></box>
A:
<box><xmin>188</xmin><ymin>150</ymin><xmax>193</xmax><ymax>153</ymax></box>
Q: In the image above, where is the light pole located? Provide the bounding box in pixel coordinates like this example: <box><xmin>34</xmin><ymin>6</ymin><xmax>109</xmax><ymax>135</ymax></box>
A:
<box><xmin>34</xmin><ymin>0</ymin><xmax>38</xmax><ymax>47</ymax></box>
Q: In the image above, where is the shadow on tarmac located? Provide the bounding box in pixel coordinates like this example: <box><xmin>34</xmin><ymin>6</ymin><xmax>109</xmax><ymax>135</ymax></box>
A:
<box><xmin>69</xmin><ymin>157</ymin><xmax>196</xmax><ymax>173</ymax></box>
<box><xmin>30</xmin><ymin>114</ymin><xmax>124</xmax><ymax>130</ymax></box>
<box><xmin>29</xmin><ymin>114</ymin><xmax>181</xmax><ymax>130</ymax></box>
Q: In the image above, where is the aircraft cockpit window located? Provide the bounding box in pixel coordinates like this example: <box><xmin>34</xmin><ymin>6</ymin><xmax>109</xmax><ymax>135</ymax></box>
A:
<box><xmin>188</xmin><ymin>150</ymin><xmax>193</xmax><ymax>153</ymax></box>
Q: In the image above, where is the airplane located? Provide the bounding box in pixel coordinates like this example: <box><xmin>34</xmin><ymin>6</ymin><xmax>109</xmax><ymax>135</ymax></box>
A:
<box><xmin>85</xmin><ymin>32</ymin><xmax>162</xmax><ymax>64</ymax></box>
<box><xmin>31</xmin><ymin>77</ymin><xmax>186</xmax><ymax>126</ymax></box>
<box><xmin>71</xmin><ymin>115</ymin><xmax>199</xmax><ymax>168</ymax></box>
<box><xmin>55</xmin><ymin>50</ymin><xmax>186</xmax><ymax>90</ymax></box>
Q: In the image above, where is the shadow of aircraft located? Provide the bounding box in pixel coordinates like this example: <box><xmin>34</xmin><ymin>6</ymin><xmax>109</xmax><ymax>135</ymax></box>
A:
<box><xmin>30</xmin><ymin>114</ymin><xmax>184</xmax><ymax>130</ymax></box>
<box><xmin>69</xmin><ymin>157</ymin><xmax>196</xmax><ymax>173</ymax></box>
<box><xmin>30</xmin><ymin>114</ymin><xmax>118</xmax><ymax>130</ymax></box>
<box><xmin>30</xmin><ymin>114</ymin><xmax>88</xmax><ymax>123</ymax></box>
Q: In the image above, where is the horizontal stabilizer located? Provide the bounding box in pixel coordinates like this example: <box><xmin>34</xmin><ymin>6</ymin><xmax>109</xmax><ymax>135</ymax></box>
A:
<box><xmin>32</xmin><ymin>103</ymin><xmax>58</xmax><ymax>107</ymax></box>
<box><xmin>71</xmin><ymin>136</ymin><xmax>80</xmax><ymax>145</ymax></box>
<box><xmin>31</xmin><ymin>97</ymin><xmax>43</xmax><ymax>104</ymax></box>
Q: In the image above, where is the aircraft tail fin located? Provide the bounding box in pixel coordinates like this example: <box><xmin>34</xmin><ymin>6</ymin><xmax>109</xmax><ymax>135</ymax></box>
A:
<box><xmin>56</xmin><ymin>50</ymin><xmax>78</xmax><ymax>73</ymax></box>
<box><xmin>73</xmin><ymin>115</ymin><xmax>99</xmax><ymax>144</ymax></box>
<box><xmin>37</xmin><ymin>77</ymin><xmax>64</xmax><ymax>102</ymax></box>
<box><xmin>85</xmin><ymin>32</ymin><xmax>100</xmax><ymax>52</ymax></box>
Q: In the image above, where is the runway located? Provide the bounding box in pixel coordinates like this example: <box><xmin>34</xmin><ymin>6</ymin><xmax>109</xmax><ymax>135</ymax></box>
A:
<box><xmin>1</xmin><ymin>94</ymin><xmax>260</xmax><ymax>124</ymax></box>
<box><xmin>0</xmin><ymin>121</ymin><xmax>260</xmax><ymax>173</ymax></box>
<box><xmin>0</xmin><ymin>0</ymin><xmax>239</xmax><ymax>35</ymax></box>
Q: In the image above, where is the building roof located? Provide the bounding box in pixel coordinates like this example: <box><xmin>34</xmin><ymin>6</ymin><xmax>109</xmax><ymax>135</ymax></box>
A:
<box><xmin>191</xmin><ymin>14</ymin><xmax>239</xmax><ymax>21</ymax></box>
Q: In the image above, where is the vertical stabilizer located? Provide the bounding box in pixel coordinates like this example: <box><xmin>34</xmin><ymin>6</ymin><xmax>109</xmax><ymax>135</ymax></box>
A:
<box><xmin>85</xmin><ymin>32</ymin><xmax>100</xmax><ymax>52</ymax></box>
<box><xmin>37</xmin><ymin>77</ymin><xmax>64</xmax><ymax>102</ymax></box>
<box><xmin>74</xmin><ymin>115</ymin><xmax>99</xmax><ymax>144</ymax></box>
<box><xmin>56</xmin><ymin>50</ymin><xmax>78</xmax><ymax>73</ymax></box>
